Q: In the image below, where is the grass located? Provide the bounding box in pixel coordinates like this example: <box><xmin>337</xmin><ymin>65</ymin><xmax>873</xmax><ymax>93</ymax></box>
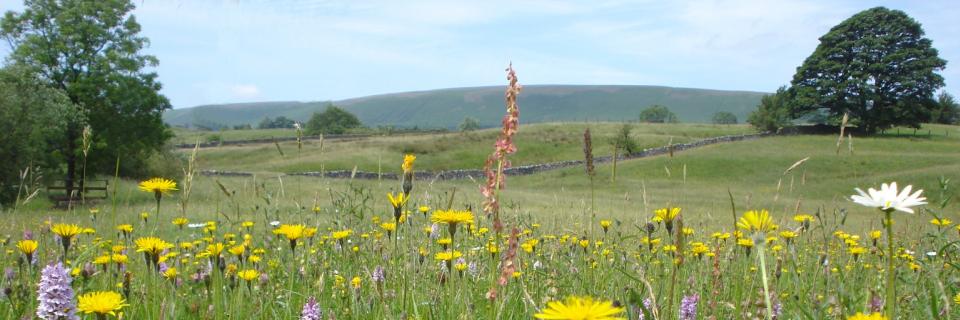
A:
<box><xmin>189</xmin><ymin>122</ymin><xmax>755</xmax><ymax>174</ymax></box>
<box><xmin>169</xmin><ymin>127</ymin><xmax>298</xmax><ymax>145</ymax></box>
<box><xmin>2</xmin><ymin>122</ymin><xmax>959</xmax><ymax>319</ymax></box>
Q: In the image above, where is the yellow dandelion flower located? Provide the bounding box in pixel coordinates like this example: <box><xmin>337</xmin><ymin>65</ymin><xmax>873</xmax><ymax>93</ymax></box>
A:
<box><xmin>138</xmin><ymin>178</ymin><xmax>177</xmax><ymax>195</ymax></box>
<box><xmin>172</xmin><ymin>218</ymin><xmax>189</xmax><ymax>227</ymax></box>
<box><xmin>846</xmin><ymin>312</ymin><xmax>888</xmax><ymax>320</ymax></box>
<box><xmin>387</xmin><ymin>192</ymin><xmax>408</xmax><ymax>209</ymax></box>
<box><xmin>402</xmin><ymin>154</ymin><xmax>416</xmax><ymax>173</ymax></box>
<box><xmin>779</xmin><ymin>231</ymin><xmax>797</xmax><ymax>239</ymax></box>
<box><xmin>332</xmin><ymin>229</ymin><xmax>353</xmax><ymax>240</ymax></box>
<box><xmin>94</xmin><ymin>255</ymin><xmax>112</xmax><ymax>265</ymax></box>
<box><xmin>351</xmin><ymin>276</ymin><xmax>362</xmax><ymax>289</ymax></box>
<box><xmin>434</xmin><ymin>250</ymin><xmax>463</xmax><ymax>261</ymax></box>
<box><xmin>380</xmin><ymin>222</ymin><xmax>397</xmax><ymax>232</ymax></box>
<box><xmin>206</xmin><ymin>243</ymin><xmax>225</xmax><ymax>257</ymax></box>
<box><xmin>793</xmin><ymin>214</ymin><xmax>815</xmax><ymax>223</ymax></box>
<box><xmin>163</xmin><ymin>267</ymin><xmax>178</xmax><ymax>279</ymax></box>
<box><xmin>930</xmin><ymin>218</ymin><xmax>952</xmax><ymax>227</ymax></box>
<box><xmin>431</xmin><ymin>209</ymin><xmax>474</xmax><ymax>226</ymax></box>
<box><xmin>534</xmin><ymin>295</ymin><xmax>626</xmax><ymax>320</ymax></box>
<box><xmin>737</xmin><ymin>238</ymin><xmax>755</xmax><ymax>248</ymax></box>
<box><xmin>51</xmin><ymin>223</ymin><xmax>83</xmax><ymax>238</ymax></box>
<box><xmin>111</xmin><ymin>254</ymin><xmax>128</xmax><ymax>264</ymax></box>
<box><xmin>134</xmin><ymin>237</ymin><xmax>173</xmax><ymax>256</ymax></box>
<box><xmin>241</xmin><ymin>221</ymin><xmax>254</xmax><ymax>229</ymax></box>
<box><xmin>229</xmin><ymin>245</ymin><xmax>246</xmax><ymax>256</ymax></box>
<box><xmin>115</xmin><ymin>224</ymin><xmax>133</xmax><ymax>234</ymax></box>
<box><xmin>275</xmin><ymin>224</ymin><xmax>306</xmax><ymax>241</ymax></box>
<box><xmin>16</xmin><ymin>239</ymin><xmax>38</xmax><ymax>256</ymax></box>
<box><xmin>237</xmin><ymin>269</ymin><xmax>259</xmax><ymax>281</ymax></box>
<box><xmin>954</xmin><ymin>292</ymin><xmax>960</xmax><ymax>305</ymax></box>
<box><xmin>737</xmin><ymin>210</ymin><xmax>778</xmax><ymax>233</ymax></box>
<box><xmin>77</xmin><ymin>291</ymin><xmax>127</xmax><ymax>316</ymax></box>
<box><xmin>654</xmin><ymin>207</ymin><xmax>681</xmax><ymax>223</ymax></box>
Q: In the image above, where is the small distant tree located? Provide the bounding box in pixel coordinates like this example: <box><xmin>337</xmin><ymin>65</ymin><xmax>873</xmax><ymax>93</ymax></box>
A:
<box><xmin>257</xmin><ymin>116</ymin><xmax>296</xmax><ymax>129</ymax></box>
<box><xmin>305</xmin><ymin>105</ymin><xmax>361</xmax><ymax>135</ymax></box>
<box><xmin>639</xmin><ymin>105</ymin><xmax>678</xmax><ymax>123</ymax></box>
<box><xmin>611</xmin><ymin>124</ymin><xmax>639</xmax><ymax>154</ymax></box>
<box><xmin>748</xmin><ymin>86</ymin><xmax>792</xmax><ymax>132</ymax></box>
<box><xmin>932</xmin><ymin>92</ymin><xmax>959</xmax><ymax>124</ymax></box>
<box><xmin>459</xmin><ymin>117</ymin><xmax>481</xmax><ymax>132</ymax></box>
<box><xmin>711</xmin><ymin>111</ymin><xmax>738</xmax><ymax>124</ymax></box>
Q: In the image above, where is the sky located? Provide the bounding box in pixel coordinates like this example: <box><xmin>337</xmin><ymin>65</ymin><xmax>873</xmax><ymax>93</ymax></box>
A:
<box><xmin>1</xmin><ymin>0</ymin><xmax>958</xmax><ymax>109</ymax></box>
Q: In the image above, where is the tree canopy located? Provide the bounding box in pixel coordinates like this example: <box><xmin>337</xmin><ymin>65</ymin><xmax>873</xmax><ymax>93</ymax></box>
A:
<box><xmin>711</xmin><ymin>111</ymin><xmax>738</xmax><ymax>125</ymax></box>
<box><xmin>639</xmin><ymin>105</ymin><xmax>678</xmax><ymax>123</ymax></box>
<box><xmin>1</xmin><ymin>0</ymin><xmax>171</xmax><ymax>191</ymax></box>
<box><xmin>305</xmin><ymin>105</ymin><xmax>362</xmax><ymax>135</ymax></box>
<box><xmin>748</xmin><ymin>87</ymin><xmax>793</xmax><ymax>132</ymax></box>
<box><xmin>789</xmin><ymin>7</ymin><xmax>946</xmax><ymax>133</ymax></box>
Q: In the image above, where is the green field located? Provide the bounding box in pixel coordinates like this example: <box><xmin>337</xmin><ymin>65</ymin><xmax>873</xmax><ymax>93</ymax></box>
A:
<box><xmin>3</xmin><ymin>122</ymin><xmax>959</xmax><ymax>319</ymax></box>
<box><xmin>189</xmin><ymin>122</ymin><xmax>755</xmax><ymax>174</ymax></box>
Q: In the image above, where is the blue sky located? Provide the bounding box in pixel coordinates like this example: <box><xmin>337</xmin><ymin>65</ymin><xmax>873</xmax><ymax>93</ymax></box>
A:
<box><xmin>2</xmin><ymin>0</ymin><xmax>958</xmax><ymax>109</ymax></box>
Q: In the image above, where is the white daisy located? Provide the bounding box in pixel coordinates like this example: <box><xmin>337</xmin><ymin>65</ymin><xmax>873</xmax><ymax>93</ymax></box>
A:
<box><xmin>850</xmin><ymin>182</ymin><xmax>927</xmax><ymax>214</ymax></box>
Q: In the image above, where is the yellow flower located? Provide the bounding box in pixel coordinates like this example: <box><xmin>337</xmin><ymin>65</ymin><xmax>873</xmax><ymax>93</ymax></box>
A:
<box><xmin>387</xmin><ymin>192</ymin><xmax>408</xmax><ymax>209</ymax></box>
<box><xmin>954</xmin><ymin>292</ymin><xmax>960</xmax><ymax>305</ymax></box>
<box><xmin>237</xmin><ymin>269</ymin><xmax>259</xmax><ymax>281</ymax></box>
<box><xmin>711</xmin><ymin>232</ymin><xmax>731</xmax><ymax>240</ymax></box>
<box><xmin>402</xmin><ymin>154</ymin><xmax>416</xmax><ymax>173</ymax></box>
<box><xmin>77</xmin><ymin>291</ymin><xmax>127</xmax><ymax>316</ymax></box>
<box><xmin>380</xmin><ymin>222</ymin><xmax>397</xmax><ymax>232</ymax></box>
<box><xmin>534</xmin><ymin>295</ymin><xmax>626</xmax><ymax>320</ymax></box>
<box><xmin>229</xmin><ymin>245</ymin><xmax>246</xmax><ymax>256</ymax></box>
<box><xmin>275</xmin><ymin>224</ymin><xmax>306</xmax><ymax>241</ymax></box>
<box><xmin>332</xmin><ymin>229</ymin><xmax>353</xmax><ymax>240</ymax></box>
<box><xmin>793</xmin><ymin>214</ymin><xmax>815</xmax><ymax>223</ymax></box>
<box><xmin>418</xmin><ymin>205</ymin><xmax>431</xmax><ymax>213</ymax></box>
<box><xmin>134</xmin><ymin>237</ymin><xmax>173</xmax><ymax>256</ymax></box>
<box><xmin>172</xmin><ymin>218</ymin><xmax>189</xmax><ymax>227</ymax></box>
<box><xmin>351</xmin><ymin>276</ymin><xmax>362</xmax><ymax>289</ymax></box>
<box><xmin>115</xmin><ymin>224</ymin><xmax>133</xmax><ymax>234</ymax></box>
<box><xmin>437</xmin><ymin>238</ymin><xmax>453</xmax><ymax>246</ymax></box>
<box><xmin>654</xmin><ymin>207</ymin><xmax>681</xmax><ymax>223</ymax></box>
<box><xmin>16</xmin><ymin>240</ymin><xmax>38</xmax><ymax>256</ymax></box>
<box><xmin>737</xmin><ymin>210</ymin><xmax>778</xmax><ymax>233</ymax></box>
<box><xmin>138</xmin><ymin>177</ymin><xmax>178</xmax><ymax>195</ymax></box>
<box><xmin>241</xmin><ymin>221</ymin><xmax>254</xmax><ymax>228</ymax></box>
<box><xmin>434</xmin><ymin>250</ymin><xmax>463</xmax><ymax>261</ymax></box>
<box><xmin>779</xmin><ymin>231</ymin><xmax>797</xmax><ymax>239</ymax></box>
<box><xmin>737</xmin><ymin>238</ymin><xmax>755</xmax><ymax>248</ymax></box>
<box><xmin>869</xmin><ymin>230</ymin><xmax>882</xmax><ymax>240</ymax></box>
<box><xmin>930</xmin><ymin>218</ymin><xmax>952</xmax><ymax>227</ymax></box>
<box><xmin>51</xmin><ymin>223</ymin><xmax>83</xmax><ymax>238</ymax></box>
<box><xmin>206</xmin><ymin>243</ymin><xmax>225</xmax><ymax>257</ymax></box>
<box><xmin>846</xmin><ymin>312</ymin><xmax>888</xmax><ymax>320</ymax></box>
<box><xmin>848</xmin><ymin>246</ymin><xmax>867</xmax><ymax>257</ymax></box>
<box><xmin>431</xmin><ymin>209</ymin><xmax>474</xmax><ymax>226</ymax></box>
<box><xmin>599</xmin><ymin>220</ymin><xmax>612</xmax><ymax>232</ymax></box>
<box><xmin>111</xmin><ymin>254</ymin><xmax>128</xmax><ymax>264</ymax></box>
<box><xmin>163</xmin><ymin>267</ymin><xmax>178</xmax><ymax>279</ymax></box>
<box><xmin>94</xmin><ymin>255</ymin><xmax>112</xmax><ymax>265</ymax></box>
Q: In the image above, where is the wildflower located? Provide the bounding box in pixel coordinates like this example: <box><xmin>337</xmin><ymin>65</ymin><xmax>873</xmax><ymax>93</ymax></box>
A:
<box><xmin>241</xmin><ymin>221</ymin><xmax>254</xmax><ymax>229</ymax></box>
<box><xmin>380</xmin><ymin>222</ymin><xmax>396</xmax><ymax>235</ymax></box>
<box><xmin>851</xmin><ymin>182</ymin><xmax>926</xmax><ymax>214</ymax></box>
<box><xmin>371</xmin><ymin>266</ymin><xmax>386</xmax><ymax>284</ymax></box>
<box><xmin>275</xmin><ymin>224</ymin><xmax>306</xmax><ymax>251</ymax></box>
<box><xmin>135</xmin><ymin>237</ymin><xmax>173</xmax><ymax>269</ymax></box>
<box><xmin>17</xmin><ymin>239</ymin><xmax>38</xmax><ymax>262</ymax></box>
<box><xmin>954</xmin><ymin>292</ymin><xmax>960</xmax><ymax>305</ymax></box>
<box><xmin>51</xmin><ymin>223</ymin><xmax>82</xmax><ymax>255</ymax></box>
<box><xmin>402</xmin><ymin>154</ymin><xmax>416</xmax><ymax>173</ymax></box>
<box><xmin>162</xmin><ymin>267</ymin><xmax>178</xmax><ymax>279</ymax></box>
<box><xmin>300</xmin><ymin>296</ymin><xmax>322</xmax><ymax>320</ymax></box>
<box><xmin>351</xmin><ymin>276</ymin><xmax>361</xmax><ymax>289</ymax></box>
<box><xmin>77</xmin><ymin>291</ymin><xmax>126</xmax><ymax>317</ymax></box>
<box><xmin>679</xmin><ymin>294</ymin><xmax>699</xmax><ymax>320</ymax></box>
<box><xmin>172</xmin><ymin>218</ymin><xmax>189</xmax><ymax>229</ymax></box>
<box><xmin>387</xmin><ymin>192</ymin><xmax>408</xmax><ymax>222</ymax></box>
<box><xmin>654</xmin><ymin>207</ymin><xmax>681</xmax><ymax>233</ymax></box>
<box><xmin>237</xmin><ymin>269</ymin><xmax>259</xmax><ymax>282</ymax></box>
<box><xmin>930</xmin><ymin>218</ymin><xmax>952</xmax><ymax>229</ymax></box>
<box><xmin>846</xmin><ymin>312</ymin><xmax>888</xmax><ymax>320</ymax></box>
<box><xmin>138</xmin><ymin>177</ymin><xmax>177</xmax><ymax>196</ymax></box>
<box><xmin>599</xmin><ymin>220</ymin><xmax>612</xmax><ymax>233</ymax></box>
<box><xmin>534</xmin><ymin>295</ymin><xmax>625</xmax><ymax>320</ymax></box>
<box><xmin>331</xmin><ymin>229</ymin><xmax>353</xmax><ymax>241</ymax></box>
<box><xmin>36</xmin><ymin>262</ymin><xmax>78</xmax><ymax>320</ymax></box>
<box><xmin>435</xmin><ymin>250</ymin><xmax>463</xmax><ymax>261</ymax></box>
<box><xmin>115</xmin><ymin>224</ymin><xmax>133</xmax><ymax>236</ymax></box>
<box><xmin>431</xmin><ymin>209</ymin><xmax>474</xmax><ymax>238</ymax></box>
<box><xmin>737</xmin><ymin>210</ymin><xmax>777</xmax><ymax>234</ymax></box>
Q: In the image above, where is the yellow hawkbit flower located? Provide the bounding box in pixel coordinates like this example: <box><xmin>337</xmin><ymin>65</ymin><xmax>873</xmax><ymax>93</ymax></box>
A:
<box><xmin>846</xmin><ymin>312</ymin><xmax>888</xmax><ymax>320</ymax></box>
<box><xmin>434</xmin><ymin>250</ymin><xmax>463</xmax><ymax>261</ymax></box>
<box><xmin>138</xmin><ymin>178</ymin><xmax>178</xmax><ymax>195</ymax></box>
<box><xmin>16</xmin><ymin>239</ymin><xmax>38</xmax><ymax>256</ymax></box>
<box><xmin>431</xmin><ymin>209</ymin><xmax>474</xmax><ymax>226</ymax></box>
<box><xmin>51</xmin><ymin>223</ymin><xmax>83</xmax><ymax>238</ymax></box>
<box><xmin>172</xmin><ymin>218</ymin><xmax>188</xmax><ymax>227</ymax></box>
<box><xmin>738</xmin><ymin>210</ymin><xmax>778</xmax><ymax>233</ymax></box>
<box><xmin>332</xmin><ymin>229</ymin><xmax>353</xmax><ymax>240</ymax></box>
<box><xmin>237</xmin><ymin>269</ymin><xmax>259</xmax><ymax>281</ymax></box>
<box><xmin>351</xmin><ymin>276</ymin><xmax>362</xmax><ymax>289</ymax></box>
<box><xmin>163</xmin><ymin>267</ymin><xmax>178</xmax><ymax>279</ymax></box>
<box><xmin>654</xmin><ymin>207</ymin><xmax>681</xmax><ymax>223</ymax></box>
<box><xmin>115</xmin><ymin>224</ymin><xmax>133</xmax><ymax>234</ymax></box>
<box><xmin>401</xmin><ymin>154</ymin><xmax>416</xmax><ymax>173</ymax></box>
<box><xmin>930</xmin><ymin>218</ymin><xmax>952</xmax><ymax>227</ymax></box>
<box><xmin>534</xmin><ymin>296</ymin><xmax>625</xmax><ymax>320</ymax></box>
<box><xmin>77</xmin><ymin>291</ymin><xmax>128</xmax><ymax>316</ymax></box>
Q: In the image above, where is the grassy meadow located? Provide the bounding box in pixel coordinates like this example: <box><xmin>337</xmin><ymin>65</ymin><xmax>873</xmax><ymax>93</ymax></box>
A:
<box><xmin>2</xmin><ymin>122</ymin><xmax>959</xmax><ymax>319</ymax></box>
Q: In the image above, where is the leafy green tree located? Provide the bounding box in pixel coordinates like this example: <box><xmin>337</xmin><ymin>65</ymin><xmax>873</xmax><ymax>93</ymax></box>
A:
<box><xmin>931</xmin><ymin>92</ymin><xmax>959</xmax><ymax>125</ymax></box>
<box><xmin>0</xmin><ymin>65</ymin><xmax>78</xmax><ymax>205</ymax></box>
<box><xmin>711</xmin><ymin>111</ymin><xmax>738</xmax><ymax>125</ymax></box>
<box><xmin>748</xmin><ymin>87</ymin><xmax>792</xmax><ymax>132</ymax></box>
<box><xmin>2</xmin><ymin>0</ymin><xmax>172</xmax><ymax>193</ymax></box>
<box><xmin>305</xmin><ymin>105</ymin><xmax>362</xmax><ymax>135</ymax></box>
<box><xmin>458</xmin><ymin>117</ymin><xmax>481</xmax><ymax>132</ymax></box>
<box><xmin>639</xmin><ymin>105</ymin><xmax>678</xmax><ymax>123</ymax></box>
<box><xmin>790</xmin><ymin>7</ymin><xmax>946</xmax><ymax>133</ymax></box>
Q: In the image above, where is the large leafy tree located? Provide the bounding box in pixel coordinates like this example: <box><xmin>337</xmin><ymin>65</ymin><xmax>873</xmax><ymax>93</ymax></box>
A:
<box><xmin>790</xmin><ymin>7</ymin><xmax>946</xmax><ymax>133</ymax></box>
<box><xmin>305</xmin><ymin>105</ymin><xmax>362</xmax><ymax>135</ymax></box>
<box><xmin>2</xmin><ymin>0</ymin><xmax>171</xmax><ymax>193</ymax></box>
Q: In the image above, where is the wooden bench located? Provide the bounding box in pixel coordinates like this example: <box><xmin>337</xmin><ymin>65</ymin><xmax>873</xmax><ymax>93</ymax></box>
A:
<box><xmin>47</xmin><ymin>179</ymin><xmax>109</xmax><ymax>208</ymax></box>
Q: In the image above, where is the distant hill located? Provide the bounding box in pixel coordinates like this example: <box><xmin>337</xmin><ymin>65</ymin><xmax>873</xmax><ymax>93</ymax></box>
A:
<box><xmin>163</xmin><ymin>85</ymin><xmax>768</xmax><ymax>129</ymax></box>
